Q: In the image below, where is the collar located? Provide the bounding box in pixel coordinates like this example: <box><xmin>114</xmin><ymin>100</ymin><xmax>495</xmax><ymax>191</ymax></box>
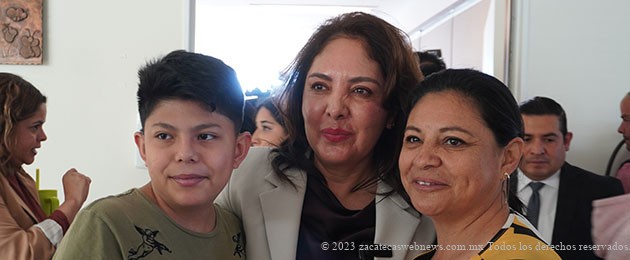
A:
<box><xmin>517</xmin><ymin>169</ymin><xmax>561</xmax><ymax>193</ymax></box>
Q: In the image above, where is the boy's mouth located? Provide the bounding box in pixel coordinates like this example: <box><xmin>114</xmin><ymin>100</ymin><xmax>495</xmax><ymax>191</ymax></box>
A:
<box><xmin>171</xmin><ymin>174</ymin><xmax>207</xmax><ymax>187</ymax></box>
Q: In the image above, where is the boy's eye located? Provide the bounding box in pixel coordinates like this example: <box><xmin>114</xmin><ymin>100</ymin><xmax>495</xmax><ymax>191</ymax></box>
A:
<box><xmin>156</xmin><ymin>133</ymin><xmax>171</xmax><ymax>140</ymax></box>
<box><xmin>198</xmin><ymin>133</ymin><xmax>215</xmax><ymax>140</ymax></box>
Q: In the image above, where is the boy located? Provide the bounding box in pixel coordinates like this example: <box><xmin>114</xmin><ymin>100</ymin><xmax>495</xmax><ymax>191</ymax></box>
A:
<box><xmin>54</xmin><ymin>50</ymin><xmax>250</xmax><ymax>259</ymax></box>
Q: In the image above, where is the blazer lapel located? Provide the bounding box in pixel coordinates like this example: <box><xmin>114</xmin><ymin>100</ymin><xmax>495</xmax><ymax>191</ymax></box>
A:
<box><xmin>552</xmin><ymin>163</ymin><xmax>578</xmax><ymax>244</ymax></box>
<box><xmin>259</xmin><ymin>169</ymin><xmax>307</xmax><ymax>260</ymax></box>
<box><xmin>374</xmin><ymin>182</ymin><xmax>425</xmax><ymax>259</ymax></box>
<box><xmin>1</xmin><ymin>173</ymin><xmax>39</xmax><ymax>225</ymax></box>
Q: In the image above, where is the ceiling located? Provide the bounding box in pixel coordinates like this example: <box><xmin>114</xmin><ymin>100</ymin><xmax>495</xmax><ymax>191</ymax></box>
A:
<box><xmin>197</xmin><ymin>0</ymin><xmax>466</xmax><ymax>33</ymax></box>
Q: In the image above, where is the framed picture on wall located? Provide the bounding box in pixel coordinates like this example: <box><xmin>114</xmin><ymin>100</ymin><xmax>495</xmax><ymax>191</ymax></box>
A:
<box><xmin>0</xmin><ymin>0</ymin><xmax>43</xmax><ymax>65</ymax></box>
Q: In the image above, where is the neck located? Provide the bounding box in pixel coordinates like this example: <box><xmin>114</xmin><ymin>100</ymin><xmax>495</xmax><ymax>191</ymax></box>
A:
<box><xmin>313</xmin><ymin>156</ymin><xmax>377</xmax><ymax>210</ymax></box>
<box><xmin>432</xmin><ymin>197</ymin><xmax>510</xmax><ymax>259</ymax></box>
<box><xmin>140</xmin><ymin>184</ymin><xmax>216</xmax><ymax>233</ymax></box>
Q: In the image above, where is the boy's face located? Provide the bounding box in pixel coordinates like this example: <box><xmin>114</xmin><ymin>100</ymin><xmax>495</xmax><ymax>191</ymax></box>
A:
<box><xmin>135</xmin><ymin>99</ymin><xmax>250</xmax><ymax>212</ymax></box>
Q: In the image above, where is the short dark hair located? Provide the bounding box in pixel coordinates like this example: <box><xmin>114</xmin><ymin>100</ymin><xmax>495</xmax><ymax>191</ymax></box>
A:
<box><xmin>137</xmin><ymin>50</ymin><xmax>244</xmax><ymax>133</ymax></box>
<box><xmin>519</xmin><ymin>96</ymin><xmax>568</xmax><ymax>137</ymax></box>
<box><xmin>415</xmin><ymin>51</ymin><xmax>446</xmax><ymax>77</ymax></box>
<box><xmin>0</xmin><ymin>73</ymin><xmax>47</xmax><ymax>173</ymax></box>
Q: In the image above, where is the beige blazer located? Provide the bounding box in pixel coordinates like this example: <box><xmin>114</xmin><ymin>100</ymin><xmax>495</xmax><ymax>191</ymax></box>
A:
<box><xmin>0</xmin><ymin>170</ymin><xmax>55</xmax><ymax>260</ymax></box>
<box><xmin>216</xmin><ymin>147</ymin><xmax>435</xmax><ymax>260</ymax></box>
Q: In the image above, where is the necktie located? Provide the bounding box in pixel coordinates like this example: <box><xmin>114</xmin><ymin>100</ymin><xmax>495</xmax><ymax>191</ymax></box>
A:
<box><xmin>527</xmin><ymin>182</ymin><xmax>545</xmax><ymax>228</ymax></box>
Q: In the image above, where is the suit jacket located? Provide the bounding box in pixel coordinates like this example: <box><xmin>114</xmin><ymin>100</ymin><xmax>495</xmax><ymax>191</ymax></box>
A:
<box><xmin>0</xmin><ymin>170</ymin><xmax>55</xmax><ymax>259</ymax></box>
<box><xmin>513</xmin><ymin>162</ymin><xmax>624</xmax><ymax>260</ymax></box>
<box><xmin>216</xmin><ymin>147</ymin><xmax>436</xmax><ymax>260</ymax></box>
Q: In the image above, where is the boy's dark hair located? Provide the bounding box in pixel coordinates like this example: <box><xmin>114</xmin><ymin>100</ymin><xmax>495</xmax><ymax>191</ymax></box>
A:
<box><xmin>519</xmin><ymin>96</ymin><xmax>568</xmax><ymax>137</ymax></box>
<box><xmin>137</xmin><ymin>50</ymin><xmax>244</xmax><ymax>133</ymax></box>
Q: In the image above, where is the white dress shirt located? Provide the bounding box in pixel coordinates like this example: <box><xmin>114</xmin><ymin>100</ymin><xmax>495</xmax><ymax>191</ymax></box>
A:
<box><xmin>516</xmin><ymin>170</ymin><xmax>560</xmax><ymax>244</ymax></box>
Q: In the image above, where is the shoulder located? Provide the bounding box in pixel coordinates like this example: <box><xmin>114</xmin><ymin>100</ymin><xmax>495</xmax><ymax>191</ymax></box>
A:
<box><xmin>79</xmin><ymin>189</ymin><xmax>148</xmax><ymax>222</ymax></box>
<box><xmin>231</xmin><ymin>147</ymin><xmax>275</xmax><ymax>181</ymax></box>
<box><xmin>563</xmin><ymin>163</ymin><xmax>623</xmax><ymax>188</ymax></box>
<box><xmin>482</xmin><ymin>214</ymin><xmax>560</xmax><ymax>259</ymax></box>
<box><xmin>561</xmin><ymin>164</ymin><xmax>625</xmax><ymax>197</ymax></box>
<box><xmin>230</xmin><ymin>147</ymin><xmax>306</xmax><ymax>188</ymax></box>
<box><xmin>215</xmin><ymin>204</ymin><xmax>241</xmax><ymax>232</ymax></box>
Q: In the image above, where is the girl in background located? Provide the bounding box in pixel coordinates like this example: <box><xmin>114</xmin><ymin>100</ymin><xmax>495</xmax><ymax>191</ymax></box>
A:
<box><xmin>252</xmin><ymin>98</ymin><xmax>287</xmax><ymax>147</ymax></box>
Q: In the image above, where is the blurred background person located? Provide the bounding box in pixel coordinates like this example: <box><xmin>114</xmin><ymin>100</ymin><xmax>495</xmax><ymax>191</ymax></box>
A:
<box><xmin>400</xmin><ymin>69</ymin><xmax>559</xmax><ymax>259</ymax></box>
<box><xmin>0</xmin><ymin>73</ymin><xmax>91</xmax><ymax>260</ymax></box>
<box><xmin>251</xmin><ymin>97</ymin><xmax>287</xmax><ymax>147</ymax></box>
<box><xmin>414</xmin><ymin>51</ymin><xmax>446</xmax><ymax>77</ymax></box>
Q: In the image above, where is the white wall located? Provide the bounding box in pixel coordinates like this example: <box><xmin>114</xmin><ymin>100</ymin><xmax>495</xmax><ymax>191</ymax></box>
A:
<box><xmin>510</xmin><ymin>0</ymin><xmax>630</xmax><ymax>174</ymax></box>
<box><xmin>380</xmin><ymin>0</ymin><xmax>460</xmax><ymax>32</ymax></box>
<box><xmin>4</xmin><ymin>0</ymin><xmax>189</xmax><ymax>204</ymax></box>
<box><xmin>412</xmin><ymin>0</ymin><xmax>510</xmax><ymax>81</ymax></box>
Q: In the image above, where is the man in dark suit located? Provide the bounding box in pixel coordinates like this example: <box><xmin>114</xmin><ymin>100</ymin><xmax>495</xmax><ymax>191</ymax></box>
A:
<box><xmin>514</xmin><ymin>96</ymin><xmax>624</xmax><ymax>260</ymax></box>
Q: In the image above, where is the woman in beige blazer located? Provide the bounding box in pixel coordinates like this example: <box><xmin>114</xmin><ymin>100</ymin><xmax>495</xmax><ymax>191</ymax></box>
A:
<box><xmin>217</xmin><ymin>12</ymin><xmax>435</xmax><ymax>260</ymax></box>
<box><xmin>0</xmin><ymin>73</ymin><xmax>91</xmax><ymax>260</ymax></box>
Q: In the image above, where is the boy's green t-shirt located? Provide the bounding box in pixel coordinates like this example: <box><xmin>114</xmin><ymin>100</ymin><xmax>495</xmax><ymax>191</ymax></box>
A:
<box><xmin>53</xmin><ymin>188</ymin><xmax>245</xmax><ymax>260</ymax></box>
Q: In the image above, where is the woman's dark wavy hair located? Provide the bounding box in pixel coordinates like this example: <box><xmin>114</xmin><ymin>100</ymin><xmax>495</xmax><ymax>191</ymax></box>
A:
<box><xmin>407</xmin><ymin>69</ymin><xmax>525</xmax><ymax>213</ymax></box>
<box><xmin>272</xmin><ymin>12</ymin><xmax>422</xmax><ymax>198</ymax></box>
<box><xmin>0</xmin><ymin>73</ymin><xmax>47</xmax><ymax>175</ymax></box>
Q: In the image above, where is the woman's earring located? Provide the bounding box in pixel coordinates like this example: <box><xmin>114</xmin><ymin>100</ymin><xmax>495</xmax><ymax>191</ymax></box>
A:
<box><xmin>503</xmin><ymin>172</ymin><xmax>510</xmax><ymax>205</ymax></box>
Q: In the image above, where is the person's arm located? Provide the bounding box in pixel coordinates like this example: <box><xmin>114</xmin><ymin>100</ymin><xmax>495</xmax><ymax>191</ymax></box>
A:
<box><xmin>56</xmin><ymin>168</ymin><xmax>91</xmax><ymax>224</ymax></box>
<box><xmin>30</xmin><ymin>168</ymin><xmax>91</xmax><ymax>250</ymax></box>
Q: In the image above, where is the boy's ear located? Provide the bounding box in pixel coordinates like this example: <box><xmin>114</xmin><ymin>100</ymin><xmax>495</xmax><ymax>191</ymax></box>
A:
<box><xmin>232</xmin><ymin>132</ymin><xmax>251</xmax><ymax>169</ymax></box>
<box><xmin>134</xmin><ymin>131</ymin><xmax>147</xmax><ymax>164</ymax></box>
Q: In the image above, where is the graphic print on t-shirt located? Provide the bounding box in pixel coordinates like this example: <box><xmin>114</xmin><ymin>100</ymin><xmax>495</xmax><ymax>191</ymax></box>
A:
<box><xmin>128</xmin><ymin>225</ymin><xmax>172</xmax><ymax>260</ymax></box>
<box><xmin>232</xmin><ymin>232</ymin><xmax>245</xmax><ymax>257</ymax></box>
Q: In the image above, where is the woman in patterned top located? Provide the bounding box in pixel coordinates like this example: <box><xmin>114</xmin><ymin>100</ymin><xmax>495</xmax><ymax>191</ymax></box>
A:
<box><xmin>399</xmin><ymin>69</ymin><xmax>561</xmax><ymax>259</ymax></box>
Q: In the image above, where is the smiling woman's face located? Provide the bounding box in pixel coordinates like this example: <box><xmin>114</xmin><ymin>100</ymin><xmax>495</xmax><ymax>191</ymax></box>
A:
<box><xmin>399</xmin><ymin>91</ymin><xmax>505</xmax><ymax>217</ymax></box>
<box><xmin>301</xmin><ymin>37</ymin><xmax>389</xmax><ymax>169</ymax></box>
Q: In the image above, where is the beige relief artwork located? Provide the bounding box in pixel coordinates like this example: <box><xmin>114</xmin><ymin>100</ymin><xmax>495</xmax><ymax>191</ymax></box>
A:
<box><xmin>0</xmin><ymin>0</ymin><xmax>42</xmax><ymax>65</ymax></box>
